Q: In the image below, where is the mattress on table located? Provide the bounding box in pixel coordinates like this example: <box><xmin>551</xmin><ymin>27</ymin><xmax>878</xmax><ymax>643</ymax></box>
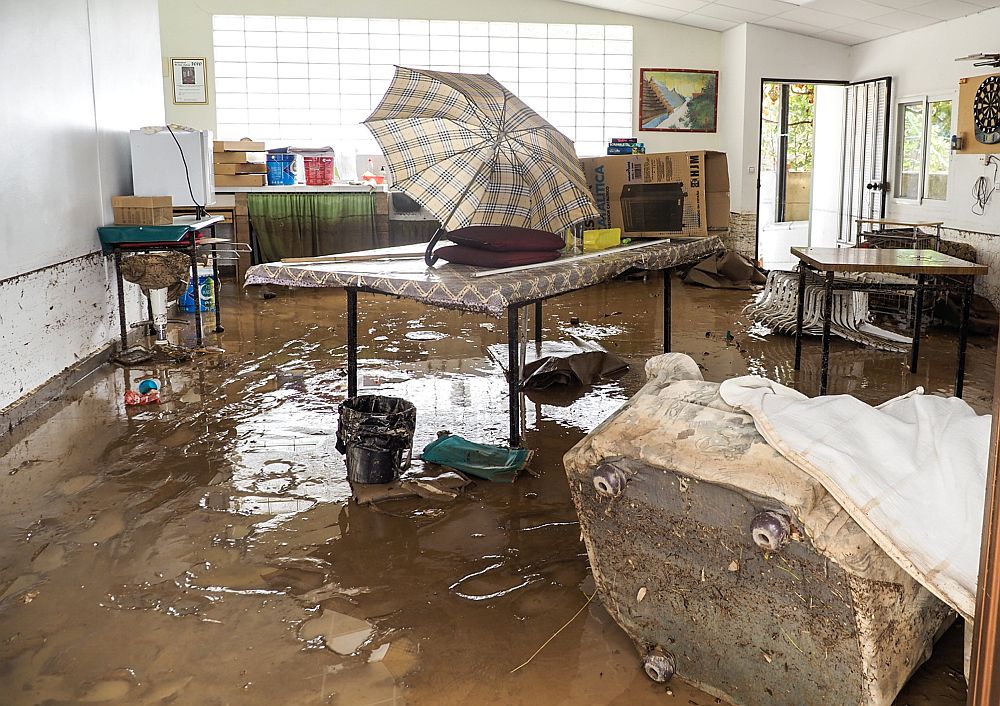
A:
<box><xmin>563</xmin><ymin>353</ymin><xmax>953</xmax><ymax>706</ymax></box>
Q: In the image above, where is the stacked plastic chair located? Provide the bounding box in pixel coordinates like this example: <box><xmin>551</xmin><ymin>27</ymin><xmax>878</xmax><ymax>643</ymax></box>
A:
<box><xmin>746</xmin><ymin>269</ymin><xmax>912</xmax><ymax>353</ymax></box>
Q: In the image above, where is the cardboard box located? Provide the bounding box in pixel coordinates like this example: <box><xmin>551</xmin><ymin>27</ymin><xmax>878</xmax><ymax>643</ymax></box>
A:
<box><xmin>111</xmin><ymin>195</ymin><xmax>173</xmax><ymax>225</ymax></box>
<box><xmin>214</xmin><ymin>174</ymin><xmax>267</xmax><ymax>187</ymax></box>
<box><xmin>580</xmin><ymin>151</ymin><xmax>730</xmax><ymax>238</ymax></box>
<box><xmin>213</xmin><ymin>151</ymin><xmax>264</xmax><ymax>164</ymax></box>
<box><xmin>214</xmin><ymin>162</ymin><xmax>267</xmax><ymax>175</ymax></box>
<box><xmin>214</xmin><ymin>140</ymin><xmax>265</xmax><ymax>152</ymax></box>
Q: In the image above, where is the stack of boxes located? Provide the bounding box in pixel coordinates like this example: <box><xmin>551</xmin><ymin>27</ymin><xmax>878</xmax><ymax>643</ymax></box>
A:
<box><xmin>213</xmin><ymin>140</ymin><xmax>266</xmax><ymax>187</ymax></box>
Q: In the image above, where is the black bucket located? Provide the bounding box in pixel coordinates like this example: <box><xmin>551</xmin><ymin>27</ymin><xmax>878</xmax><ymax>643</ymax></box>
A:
<box><xmin>336</xmin><ymin>395</ymin><xmax>416</xmax><ymax>484</ymax></box>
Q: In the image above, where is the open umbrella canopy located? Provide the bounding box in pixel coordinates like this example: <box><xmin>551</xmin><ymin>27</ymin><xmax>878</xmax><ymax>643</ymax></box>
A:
<box><xmin>364</xmin><ymin>66</ymin><xmax>600</xmax><ymax>239</ymax></box>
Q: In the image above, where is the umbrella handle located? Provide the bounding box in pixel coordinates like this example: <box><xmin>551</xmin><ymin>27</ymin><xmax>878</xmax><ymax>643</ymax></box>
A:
<box><xmin>425</xmin><ymin>227</ymin><xmax>445</xmax><ymax>267</ymax></box>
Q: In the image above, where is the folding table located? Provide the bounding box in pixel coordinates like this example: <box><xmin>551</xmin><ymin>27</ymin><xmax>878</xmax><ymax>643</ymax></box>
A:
<box><xmin>246</xmin><ymin>237</ymin><xmax>724</xmax><ymax>446</ymax></box>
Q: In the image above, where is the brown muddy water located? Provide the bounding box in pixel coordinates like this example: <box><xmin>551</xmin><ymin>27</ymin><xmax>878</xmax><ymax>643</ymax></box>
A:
<box><xmin>0</xmin><ymin>274</ymin><xmax>991</xmax><ymax>705</ymax></box>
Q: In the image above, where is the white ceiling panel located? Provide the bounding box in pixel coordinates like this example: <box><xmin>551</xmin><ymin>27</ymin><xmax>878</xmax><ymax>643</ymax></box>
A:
<box><xmin>718</xmin><ymin>0</ymin><xmax>797</xmax><ymax>13</ymax></box>
<box><xmin>868</xmin><ymin>9</ymin><xmax>938</xmax><ymax>30</ymax></box>
<box><xmin>651</xmin><ymin>0</ymin><xmax>711</xmax><ymax>12</ymax></box>
<box><xmin>698</xmin><ymin>3</ymin><xmax>768</xmax><ymax>22</ymax></box>
<box><xmin>559</xmin><ymin>0</ymin><xmax>1000</xmax><ymax>45</ymax></box>
<box><xmin>872</xmin><ymin>0</ymin><xmax>929</xmax><ymax>8</ymax></box>
<box><xmin>757</xmin><ymin>15</ymin><xmax>824</xmax><ymax>33</ymax></box>
<box><xmin>804</xmin><ymin>0</ymin><xmax>886</xmax><ymax>21</ymax></box>
<box><xmin>677</xmin><ymin>13</ymin><xmax>740</xmax><ymax>29</ymax></box>
<box><xmin>817</xmin><ymin>29</ymin><xmax>871</xmax><ymax>44</ymax></box>
<box><xmin>833</xmin><ymin>20</ymin><xmax>899</xmax><ymax>40</ymax></box>
<box><xmin>912</xmin><ymin>0</ymin><xmax>982</xmax><ymax>20</ymax></box>
<box><xmin>779</xmin><ymin>7</ymin><xmax>852</xmax><ymax>27</ymax></box>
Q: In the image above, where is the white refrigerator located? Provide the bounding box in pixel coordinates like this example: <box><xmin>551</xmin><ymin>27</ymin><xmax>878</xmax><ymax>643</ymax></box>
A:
<box><xmin>129</xmin><ymin>127</ymin><xmax>216</xmax><ymax>207</ymax></box>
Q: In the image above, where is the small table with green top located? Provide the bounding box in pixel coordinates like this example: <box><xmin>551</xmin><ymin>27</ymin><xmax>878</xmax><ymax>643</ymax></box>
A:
<box><xmin>98</xmin><ymin>215</ymin><xmax>225</xmax><ymax>349</ymax></box>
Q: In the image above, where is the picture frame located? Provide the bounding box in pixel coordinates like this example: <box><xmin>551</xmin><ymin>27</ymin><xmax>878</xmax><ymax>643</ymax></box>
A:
<box><xmin>171</xmin><ymin>57</ymin><xmax>208</xmax><ymax>104</ymax></box>
<box><xmin>639</xmin><ymin>68</ymin><xmax>719</xmax><ymax>133</ymax></box>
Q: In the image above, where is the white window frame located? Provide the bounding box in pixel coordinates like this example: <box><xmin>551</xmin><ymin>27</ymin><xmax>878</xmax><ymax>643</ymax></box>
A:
<box><xmin>892</xmin><ymin>93</ymin><xmax>954</xmax><ymax>205</ymax></box>
<box><xmin>211</xmin><ymin>15</ymin><xmax>633</xmax><ymax>159</ymax></box>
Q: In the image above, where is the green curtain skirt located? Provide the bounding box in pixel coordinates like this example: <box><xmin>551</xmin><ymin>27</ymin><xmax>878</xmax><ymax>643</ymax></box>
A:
<box><xmin>248</xmin><ymin>192</ymin><xmax>377</xmax><ymax>262</ymax></box>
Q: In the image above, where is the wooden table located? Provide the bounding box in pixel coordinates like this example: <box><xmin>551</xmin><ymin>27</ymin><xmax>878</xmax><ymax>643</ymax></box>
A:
<box><xmin>791</xmin><ymin>247</ymin><xmax>988</xmax><ymax>397</ymax></box>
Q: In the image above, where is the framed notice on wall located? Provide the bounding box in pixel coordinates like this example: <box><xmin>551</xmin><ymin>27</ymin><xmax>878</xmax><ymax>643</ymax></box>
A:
<box><xmin>171</xmin><ymin>58</ymin><xmax>207</xmax><ymax>104</ymax></box>
<box><xmin>639</xmin><ymin>68</ymin><xmax>719</xmax><ymax>133</ymax></box>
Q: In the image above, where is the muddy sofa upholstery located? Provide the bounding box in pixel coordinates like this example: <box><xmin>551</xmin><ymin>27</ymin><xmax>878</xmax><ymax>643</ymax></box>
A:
<box><xmin>563</xmin><ymin>353</ymin><xmax>953</xmax><ymax>706</ymax></box>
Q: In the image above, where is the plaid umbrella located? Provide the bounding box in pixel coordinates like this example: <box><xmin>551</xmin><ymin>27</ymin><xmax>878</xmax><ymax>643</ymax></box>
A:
<box><xmin>364</xmin><ymin>66</ymin><xmax>600</xmax><ymax>265</ymax></box>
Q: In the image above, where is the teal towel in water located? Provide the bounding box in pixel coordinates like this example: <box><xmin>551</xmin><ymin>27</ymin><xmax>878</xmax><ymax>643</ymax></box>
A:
<box><xmin>421</xmin><ymin>435</ymin><xmax>531</xmax><ymax>483</ymax></box>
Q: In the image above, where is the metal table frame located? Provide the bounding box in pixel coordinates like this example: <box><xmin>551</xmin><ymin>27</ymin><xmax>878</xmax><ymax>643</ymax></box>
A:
<box><xmin>791</xmin><ymin>247</ymin><xmax>984</xmax><ymax>397</ymax></box>
<box><xmin>345</xmin><ymin>269</ymin><xmax>676</xmax><ymax>447</ymax></box>
<box><xmin>105</xmin><ymin>217</ymin><xmax>226</xmax><ymax>349</ymax></box>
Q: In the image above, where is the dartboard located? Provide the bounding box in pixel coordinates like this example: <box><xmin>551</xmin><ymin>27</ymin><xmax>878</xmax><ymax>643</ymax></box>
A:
<box><xmin>973</xmin><ymin>75</ymin><xmax>1000</xmax><ymax>145</ymax></box>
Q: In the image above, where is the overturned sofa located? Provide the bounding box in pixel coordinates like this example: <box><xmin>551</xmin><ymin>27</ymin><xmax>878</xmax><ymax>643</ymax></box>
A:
<box><xmin>563</xmin><ymin>353</ymin><xmax>955</xmax><ymax>706</ymax></box>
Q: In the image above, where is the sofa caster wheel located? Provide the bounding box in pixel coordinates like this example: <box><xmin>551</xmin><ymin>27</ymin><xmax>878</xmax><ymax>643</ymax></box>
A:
<box><xmin>751</xmin><ymin>510</ymin><xmax>791</xmax><ymax>552</ymax></box>
<box><xmin>643</xmin><ymin>647</ymin><xmax>675</xmax><ymax>683</ymax></box>
<box><xmin>592</xmin><ymin>462</ymin><xmax>627</xmax><ymax>498</ymax></box>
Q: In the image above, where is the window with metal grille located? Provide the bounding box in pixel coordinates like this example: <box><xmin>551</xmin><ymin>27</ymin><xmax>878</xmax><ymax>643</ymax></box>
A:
<box><xmin>212</xmin><ymin>15</ymin><xmax>633</xmax><ymax>161</ymax></box>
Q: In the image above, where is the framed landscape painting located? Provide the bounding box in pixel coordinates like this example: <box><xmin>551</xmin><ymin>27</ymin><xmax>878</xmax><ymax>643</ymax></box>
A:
<box><xmin>639</xmin><ymin>68</ymin><xmax>719</xmax><ymax>133</ymax></box>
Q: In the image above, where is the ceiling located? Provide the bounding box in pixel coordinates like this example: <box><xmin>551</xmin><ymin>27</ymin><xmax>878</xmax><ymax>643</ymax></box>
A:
<box><xmin>565</xmin><ymin>0</ymin><xmax>1000</xmax><ymax>45</ymax></box>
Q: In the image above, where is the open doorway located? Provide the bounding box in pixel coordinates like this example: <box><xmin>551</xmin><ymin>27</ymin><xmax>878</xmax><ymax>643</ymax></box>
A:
<box><xmin>757</xmin><ymin>80</ymin><xmax>847</xmax><ymax>270</ymax></box>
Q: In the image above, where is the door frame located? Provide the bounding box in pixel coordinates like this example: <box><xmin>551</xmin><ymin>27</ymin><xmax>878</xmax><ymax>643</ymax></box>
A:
<box><xmin>755</xmin><ymin>78</ymin><xmax>848</xmax><ymax>264</ymax></box>
<box><xmin>840</xmin><ymin>76</ymin><xmax>893</xmax><ymax>244</ymax></box>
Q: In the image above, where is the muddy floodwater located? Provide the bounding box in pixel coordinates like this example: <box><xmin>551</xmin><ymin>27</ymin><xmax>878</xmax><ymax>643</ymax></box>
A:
<box><xmin>0</xmin><ymin>274</ymin><xmax>990</xmax><ymax>705</ymax></box>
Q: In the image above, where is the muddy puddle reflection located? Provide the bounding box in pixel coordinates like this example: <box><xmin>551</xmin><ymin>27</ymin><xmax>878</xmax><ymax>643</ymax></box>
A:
<box><xmin>0</xmin><ymin>276</ymin><xmax>992</xmax><ymax>705</ymax></box>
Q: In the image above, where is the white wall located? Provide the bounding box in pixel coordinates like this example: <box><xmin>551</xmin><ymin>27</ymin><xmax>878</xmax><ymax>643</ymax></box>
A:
<box><xmin>157</xmin><ymin>0</ymin><xmax>722</xmax><ymax>155</ymax></box>
<box><xmin>852</xmin><ymin>7</ymin><xmax>1000</xmax><ymax>235</ymax></box>
<box><xmin>719</xmin><ymin>24</ymin><xmax>747</xmax><ymax>205</ymax></box>
<box><xmin>0</xmin><ymin>0</ymin><xmax>164</xmax><ymax>414</ymax></box>
<box><xmin>729</xmin><ymin>26</ymin><xmax>850</xmax><ymax>213</ymax></box>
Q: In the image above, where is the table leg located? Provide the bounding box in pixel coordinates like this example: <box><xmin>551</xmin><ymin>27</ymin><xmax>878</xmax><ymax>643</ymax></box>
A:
<box><xmin>794</xmin><ymin>265</ymin><xmax>806</xmax><ymax>371</ymax></box>
<box><xmin>662</xmin><ymin>269</ymin><xmax>672</xmax><ymax>354</ymax></box>
<box><xmin>347</xmin><ymin>288</ymin><xmax>358</xmax><ymax>399</ymax></box>
<box><xmin>189</xmin><ymin>233</ymin><xmax>204</xmax><ymax>347</ymax></box>
<box><xmin>210</xmin><ymin>228</ymin><xmax>224</xmax><ymax>333</ymax></box>
<box><xmin>956</xmin><ymin>277</ymin><xmax>974</xmax><ymax>398</ymax></box>
<box><xmin>145</xmin><ymin>290</ymin><xmax>154</xmax><ymax>337</ymax></box>
<box><xmin>113</xmin><ymin>250</ymin><xmax>128</xmax><ymax>350</ymax></box>
<box><xmin>507</xmin><ymin>305</ymin><xmax>521</xmax><ymax>447</ymax></box>
<box><xmin>910</xmin><ymin>274</ymin><xmax>926</xmax><ymax>374</ymax></box>
<box><xmin>534</xmin><ymin>301</ymin><xmax>543</xmax><ymax>343</ymax></box>
<box><xmin>820</xmin><ymin>270</ymin><xmax>834</xmax><ymax>395</ymax></box>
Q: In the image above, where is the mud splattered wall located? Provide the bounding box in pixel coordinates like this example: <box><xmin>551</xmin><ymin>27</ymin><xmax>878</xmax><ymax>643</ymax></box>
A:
<box><xmin>0</xmin><ymin>0</ymin><xmax>164</xmax><ymax>414</ymax></box>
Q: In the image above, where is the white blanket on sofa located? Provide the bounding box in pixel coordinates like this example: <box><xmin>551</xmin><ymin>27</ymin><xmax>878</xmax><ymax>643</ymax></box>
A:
<box><xmin>719</xmin><ymin>376</ymin><xmax>991</xmax><ymax>620</ymax></box>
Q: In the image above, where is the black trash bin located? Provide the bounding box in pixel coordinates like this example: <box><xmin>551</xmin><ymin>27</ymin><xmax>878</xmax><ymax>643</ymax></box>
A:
<box><xmin>336</xmin><ymin>395</ymin><xmax>417</xmax><ymax>484</ymax></box>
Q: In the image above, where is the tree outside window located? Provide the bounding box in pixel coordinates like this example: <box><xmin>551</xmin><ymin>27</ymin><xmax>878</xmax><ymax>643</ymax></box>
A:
<box><xmin>761</xmin><ymin>82</ymin><xmax>816</xmax><ymax>223</ymax></box>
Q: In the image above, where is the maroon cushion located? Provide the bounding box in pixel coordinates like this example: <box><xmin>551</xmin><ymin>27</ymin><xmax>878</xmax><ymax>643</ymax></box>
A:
<box><xmin>447</xmin><ymin>225</ymin><xmax>565</xmax><ymax>252</ymax></box>
<box><xmin>436</xmin><ymin>245</ymin><xmax>562</xmax><ymax>268</ymax></box>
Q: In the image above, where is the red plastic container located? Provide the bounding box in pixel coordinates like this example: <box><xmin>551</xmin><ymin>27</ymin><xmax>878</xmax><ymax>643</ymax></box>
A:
<box><xmin>303</xmin><ymin>155</ymin><xmax>335</xmax><ymax>185</ymax></box>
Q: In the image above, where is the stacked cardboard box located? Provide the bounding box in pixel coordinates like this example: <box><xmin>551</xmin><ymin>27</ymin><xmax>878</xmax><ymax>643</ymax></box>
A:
<box><xmin>213</xmin><ymin>140</ymin><xmax>266</xmax><ymax>187</ymax></box>
<box><xmin>111</xmin><ymin>195</ymin><xmax>173</xmax><ymax>225</ymax></box>
<box><xmin>580</xmin><ymin>151</ymin><xmax>730</xmax><ymax>239</ymax></box>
